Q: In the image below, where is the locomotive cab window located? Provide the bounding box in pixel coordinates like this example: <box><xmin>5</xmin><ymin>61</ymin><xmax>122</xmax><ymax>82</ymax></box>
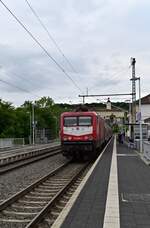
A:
<box><xmin>64</xmin><ymin>117</ymin><xmax>77</xmax><ymax>126</ymax></box>
<box><xmin>78</xmin><ymin>116</ymin><xmax>92</xmax><ymax>126</ymax></box>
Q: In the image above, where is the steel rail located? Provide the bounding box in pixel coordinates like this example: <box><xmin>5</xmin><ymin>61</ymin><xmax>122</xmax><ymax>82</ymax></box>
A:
<box><xmin>0</xmin><ymin>162</ymin><xmax>70</xmax><ymax>211</ymax></box>
<box><xmin>0</xmin><ymin>139</ymin><xmax>112</xmax><ymax>227</ymax></box>
<box><xmin>25</xmin><ymin>162</ymin><xmax>89</xmax><ymax>228</ymax></box>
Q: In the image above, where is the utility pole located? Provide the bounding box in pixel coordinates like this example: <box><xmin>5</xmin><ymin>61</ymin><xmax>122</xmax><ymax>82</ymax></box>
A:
<box><xmin>130</xmin><ymin>57</ymin><xmax>136</xmax><ymax>141</ymax></box>
<box><xmin>82</xmin><ymin>96</ymin><xmax>85</xmax><ymax>104</ymax></box>
<box><xmin>86</xmin><ymin>87</ymin><xmax>88</xmax><ymax>95</ymax></box>
<box><xmin>131</xmin><ymin>57</ymin><xmax>136</xmax><ymax>124</ymax></box>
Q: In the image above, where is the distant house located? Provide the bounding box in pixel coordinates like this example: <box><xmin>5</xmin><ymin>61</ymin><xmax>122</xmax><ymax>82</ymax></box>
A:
<box><xmin>93</xmin><ymin>99</ymin><xmax>126</xmax><ymax>125</ymax></box>
<box><xmin>136</xmin><ymin>94</ymin><xmax>150</xmax><ymax>123</ymax></box>
<box><xmin>144</xmin><ymin>117</ymin><xmax>150</xmax><ymax>124</ymax></box>
<box><xmin>73</xmin><ymin>99</ymin><xmax>127</xmax><ymax>125</ymax></box>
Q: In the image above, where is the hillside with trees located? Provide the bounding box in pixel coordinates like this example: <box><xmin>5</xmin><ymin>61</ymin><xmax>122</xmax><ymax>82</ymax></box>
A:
<box><xmin>0</xmin><ymin>97</ymin><xmax>128</xmax><ymax>143</ymax></box>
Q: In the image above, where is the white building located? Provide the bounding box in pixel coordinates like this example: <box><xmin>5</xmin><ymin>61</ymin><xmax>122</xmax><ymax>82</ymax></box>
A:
<box><xmin>94</xmin><ymin>98</ymin><xmax>126</xmax><ymax>125</ymax></box>
<box><xmin>136</xmin><ymin>94</ymin><xmax>150</xmax><ymax>123</ymax></box>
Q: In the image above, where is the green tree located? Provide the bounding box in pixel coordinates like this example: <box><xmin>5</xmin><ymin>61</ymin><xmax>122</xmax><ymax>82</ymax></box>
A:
<box><xmin>0</xmin><ymin>100</ymin><xmax>16</xmax><ymax>137</ymax></box>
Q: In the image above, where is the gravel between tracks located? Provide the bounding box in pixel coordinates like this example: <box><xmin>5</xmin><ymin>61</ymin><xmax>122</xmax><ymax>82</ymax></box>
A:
<box><xmin>0</xmin><ymin>154</ymin><xmax>67</xmax><ymax>203</ymax></box>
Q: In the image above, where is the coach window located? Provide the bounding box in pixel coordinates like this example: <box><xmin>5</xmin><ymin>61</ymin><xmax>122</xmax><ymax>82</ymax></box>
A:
<box><xmin>79</xmin><ymin>116</ymin><xmax>92</xmax><ymax>126</ymax></box>
<box><xmin>64</xmin><ymin>117</ymin><xmax>77</xmax><ymax>126</ymax></box>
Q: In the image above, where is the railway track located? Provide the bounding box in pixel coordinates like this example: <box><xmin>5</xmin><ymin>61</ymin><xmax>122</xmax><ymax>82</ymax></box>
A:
<box><xmin>0</xmin><ymin>143</ymin><xmax>60</xmax><ymax>166</ymax></box>
<box><xmin>0</xmin><ymin>147</ymin><xmax>61</xmax><ymax>175</ymax></box>
<box><xmin>0</xmin><ymin>161</ymin><xmax>91</xmax><ymax>228</ymax></box>
<box><xmin>0</xmin><ymin>142</ymin><xmax>60</xmax><ymax>157</ymax></box>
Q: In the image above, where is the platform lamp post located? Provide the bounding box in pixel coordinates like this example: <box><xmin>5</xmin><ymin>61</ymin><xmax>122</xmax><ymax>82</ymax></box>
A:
<box><xmin>27</xmin><ymin>111</ymin><xmax>32</xmax><ymax>144</ymax></box>
<box><xmin>54</xmin><ymin>116</ymin><xmax>57</xmax><ymax>138</ymax></box>
<box><xmin>138</xmin><ymin>77</ymin><xmax>143</xmax><ymax>153</ymax></box>
<box><xmin>32</xmin><ymin>103</ymin><xmax>35</xmax><ymax>145</ymax></box>
<box><xmin>125</xmin><ymin>99</ymin><xmax>131</xmax><ymax>137</ymax></box>
<box><xmin>131</xmin><ymin>77</ymin><xmax>142</xmax><ymax>153</ymax></box>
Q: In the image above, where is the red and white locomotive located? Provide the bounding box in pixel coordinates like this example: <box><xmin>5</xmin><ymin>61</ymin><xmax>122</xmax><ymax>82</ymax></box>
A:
<box><xmin>60</xmin><ymin>110</ymin><xmax>112</xmax><ymax>160</ymax></box>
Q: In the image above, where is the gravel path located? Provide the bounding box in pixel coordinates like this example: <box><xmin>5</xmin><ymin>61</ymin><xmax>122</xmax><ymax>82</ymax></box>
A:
<box><xmin>0</xmin><ymin>154</ymin><xmax>67</xmax><ymax>202</ymax></box>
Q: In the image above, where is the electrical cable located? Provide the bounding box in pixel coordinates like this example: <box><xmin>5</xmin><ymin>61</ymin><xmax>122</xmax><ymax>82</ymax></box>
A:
<box><xmin>0</xmin><ymin>76</ymin><xmax>40</xmax><ymax>98</ymax></box>
<box><xmin>88</xmin><ymin>67</ymin><xmax>130</xmax><ymax>91</ymax></box>
<box><xmin>0</xmin><ymin>0</ymin><xmax>83</xmax><ymax>93</ymax></box>
<box><xmin>24</xmin><ymin>0</ymin><xmax>78</xmax><ymax>75</ymax></box>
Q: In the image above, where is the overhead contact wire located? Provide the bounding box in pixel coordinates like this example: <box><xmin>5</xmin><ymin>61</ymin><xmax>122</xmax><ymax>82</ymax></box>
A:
<box><xmin>25</xmin><ymin>0</ymin><xmax>78</xmax><ymax>75</ymax></box>
<box><xmin>0</xmin><ymin>77</ymin><xmax>40</xmax><ymax>98</ymax></box>
<box><xmin>0</xmin><ymin>0</ymin><xmax>83</xmax><ymax>93</ymax></box>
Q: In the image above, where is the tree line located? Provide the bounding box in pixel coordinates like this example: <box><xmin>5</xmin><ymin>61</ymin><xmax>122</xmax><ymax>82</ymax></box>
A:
<box><xmin>0</xmin><ymin>97</ymin><xmax>128</xmax><ymax>141</ymax></box>
<box><xmin>0</xmin><ymin>97</ymin><xmax>71</xmax><ymax>142</ymax></box>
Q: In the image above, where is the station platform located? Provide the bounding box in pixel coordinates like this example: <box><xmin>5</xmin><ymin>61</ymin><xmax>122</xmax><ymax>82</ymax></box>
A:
<box><xmin>52</xmin><ymin>137</ymin><xmax>150</xmax><ymax>228</ymax></box>
<box><xmin>118</xmin><ymin>143</ymin><xmax>150</xmax><ymax>228</ymax></box>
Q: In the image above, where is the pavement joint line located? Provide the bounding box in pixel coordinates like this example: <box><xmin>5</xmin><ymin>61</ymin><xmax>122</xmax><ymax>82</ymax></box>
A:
<box><xmin>103</xmin><ymin>135</ymin><xmax>120</xmax><ymax>228</ymax></box>
<box><xmin>51</xmin><ymin>137</ymin><xmax>114</xmax><ymax>228</ymax></box>
<box><xmin>117</xmin><ymin>154</ymin><xmax>137</xmax><ymax>156</ymax></box>
<box><xmin>121</xmin><ymin>193</ymin><xmax>128</xmax><ymax>203</ymax></box>
<box><xmin>124</xmin><ymin>141</ymin><xmax>150</xmax><ymax>165</ymax></box>
<box><xmin>135</xmin><ymin>150</ymin><xmax>150</xmax><ymax>166</ymax></box>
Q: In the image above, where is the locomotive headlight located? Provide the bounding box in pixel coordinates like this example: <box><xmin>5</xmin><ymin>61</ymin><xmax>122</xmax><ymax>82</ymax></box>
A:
<box><xmin>84</xmin><ymin>135</ymin><xmax>93</xmax><ymax>140</ymax></box>
<box><xmin>88</xmin><ymin>135</ymin><xmax>93</xmax><ymax>140</ymax></box>
<box><xmin>63</xmin><ymin>136</ymin><xmax>72</xmax><ymax>141</ymax></box>
<box><xmin>84</xmin><ymin>136</ymin><xmax>89</xmax><ymax>140</ymax></box>
<box><xmin>63</xmin><ymin>136</ymin><xmax>67</xmax><ymax>141</ymax></box>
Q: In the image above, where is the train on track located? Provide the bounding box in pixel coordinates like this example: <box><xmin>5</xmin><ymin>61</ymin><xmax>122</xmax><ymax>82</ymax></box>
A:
<box><xmin>60</xmin><ymin>108</ymin><xmax>112</xmax><ymax>160</ymax></box>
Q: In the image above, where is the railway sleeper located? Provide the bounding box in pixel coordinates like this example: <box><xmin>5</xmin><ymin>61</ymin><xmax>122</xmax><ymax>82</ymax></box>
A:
<box><xmin>49</xmin><ymin>178</ymin><xmax>69</xmax><ymax>182</ymax></box>
<box><xmin>45</xmin><ymin>180</ymin><xmax>68</xmax><ymax>184</ymax></box>
<box><xmin>63</xmin><ymin>191</ymin><xmax>73</xmax><ymax>198</ymax></box>
<box><xmin>54</xmin><ymin>203</ymin><xmax>65</xmax><ymax>210</ymax></box>
<box><xmin>24</xmin><ymin>195</ymin><xmax>52</xmax><ymax>200</ymax></box>
<box><xmin>18</xmin><ymin>199</ymin><xmax>47</xmax><ymax>205</ymax></box>
<box><xmin>3</xmin><ymin>209</ymin><xmax>37</xmax><ymax>216</ymax></box>
<box><xmin>0</xmin><ymin>219</ymin><xmax>30</xmax><ymax>228</ymax></box>
<box><xmin>59</xmin><ymin>199</ymin><xmax>68</xmax><ymax>204</ymax></box>
<box><xmin>0</xmin><ymin>210</ymin><xmax>36</xmax><ymax>220</ymax></box>
<box><xmin>41</xmin><ymin>183</ymin><xmax>64</xmax><ymax>188</ymax></box>
<box><xmin>37</xmin><ymin>187</ymin><xmax>61</xmax><ymax>192</ymax></box>
<box><xmin>62</xmin><ymin>195</ymin><xmax>71</xmax><ymax>200</ymax></box>
<box><xmin>43</xmin><ymin>181</ymin><xmax>66</xmax><ymax>186</ymax></box>
<box><xmin>50</xmin><ymin>209</ymin><xmax>61</xmax><ymax>217</ymax></box>
<box><xmin>39</xmin><ymin>217</ymin><xmax>55</xmax><ymax>227</ymax></box>
<box><xmin>37</xmin><ymin>184</ymin><xmax>62</xmax><ymax>189</ymax></box>
<box><xmin>66</xmin><ymin>187</ymin><xmax>76</xmax><ymax>192</ymax></box>
<box><xmin>34</xmin><ymin>187</ymin><xmax>57</xmax><ymax>193</ymax></box>
<box><xmin>29</xmin><ymin>191</ymin><xmax>55</xmax><ymax>197</ymax></box>
<box><xmin>56</xmin><ymin>200</ymin><xmax>67</xmax><ymax>207</ymax></box>
<box><xmin>11</xmin><ymin>204</ymin><xmax>43</xmax><ymax>212</ymax></box>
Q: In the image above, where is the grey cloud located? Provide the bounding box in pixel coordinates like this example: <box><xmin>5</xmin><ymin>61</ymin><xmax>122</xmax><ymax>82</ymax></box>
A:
<box><xmin>0</xmin><ymin>0</ymin><xmax>149</xmax><ymax>105</ymax></box>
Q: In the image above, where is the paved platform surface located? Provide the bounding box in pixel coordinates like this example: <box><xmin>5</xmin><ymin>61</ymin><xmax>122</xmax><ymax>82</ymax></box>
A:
<box><xmin>117</xmin><ymin>143</ymin><xmax>150</xmax><ymax>228</ymax></box>
<box><xmin>53</xmin><ymin>139</ymin><xmax>150</xmax><ymax>228</ymax></box>
<box><xmin>60</xmin><ymin>139</ymin><xmax>114</xmax><ymax>228</ymax></box>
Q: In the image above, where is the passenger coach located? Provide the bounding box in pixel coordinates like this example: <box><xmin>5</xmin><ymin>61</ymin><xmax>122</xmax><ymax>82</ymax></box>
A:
<box><xmin>60</xmin><ymin>111</ymin><xmax>112</xmax><ymax>160</ymax></box>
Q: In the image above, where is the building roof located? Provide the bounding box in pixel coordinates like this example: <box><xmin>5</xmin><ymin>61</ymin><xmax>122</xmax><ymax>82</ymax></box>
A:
<box><xmin>144</xmin><ymin>117</ymin><xmax>150</xmax><ymax>123</ymax></box>
<box><xmin>137</xmin><ymin>94</ymin><xmax>150</xmax><ymax>105</ymax></box>
<box><xmin>93</xmin><ymin>106</ymin><xmax>125</xmax><ymax>113</ymax></box>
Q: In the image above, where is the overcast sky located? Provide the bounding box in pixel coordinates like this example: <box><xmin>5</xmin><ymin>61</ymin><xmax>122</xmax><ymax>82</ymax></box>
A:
<box><xmin>0</xmin><ymin>0</ymin><xmax>150</xmax><ymax>106</ymax></box>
